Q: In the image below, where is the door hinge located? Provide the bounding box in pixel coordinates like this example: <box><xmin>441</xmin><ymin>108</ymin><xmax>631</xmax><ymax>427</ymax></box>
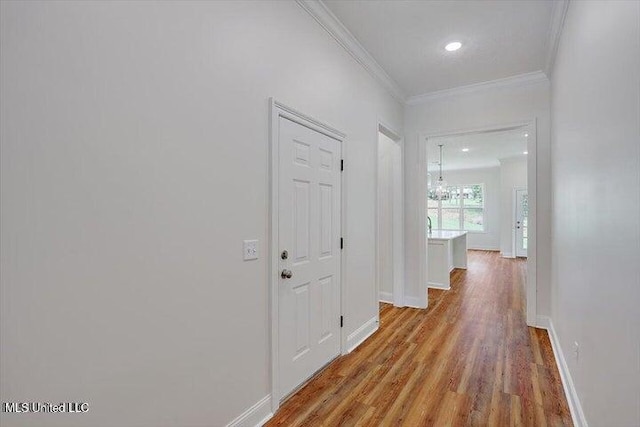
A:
<box><xmin>341</xmin><ymin>159</ymin><xmax>344</xmax><ymax>171</ymax></box>
<box><xmin>340</xmin><ymin>315</ymin><xmax>344</xmax><ymax>328</ymax></box>
<box><xmin>340</xmin><ymin>237</ymin><xmax>344</xmax><ymax>249</ymax></box>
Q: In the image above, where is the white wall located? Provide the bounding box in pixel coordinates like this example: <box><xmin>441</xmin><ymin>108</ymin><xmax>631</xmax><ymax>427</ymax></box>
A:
<box><xmin>404</xmin><ymin>80</ymin><xmax>551</xmax><ymax>314</ymax></box>
<box><xmin>499</xmin><ymin>159</ymin><xmax>527</xmax><ymax>257</ymax></box>
<box><xmin>550</xmin><ymin>1</ymin><xmax>640</xmax><ymax>425</ymax></box>
<box><xmin>0</xmin><ymin>2</ymin><xmax>403</xmax><ymax>426</ymax></box>
<box><xmin>429</xmin><ymin>167</ymin><xmax>501</xmax><ymax>250</ymax></box>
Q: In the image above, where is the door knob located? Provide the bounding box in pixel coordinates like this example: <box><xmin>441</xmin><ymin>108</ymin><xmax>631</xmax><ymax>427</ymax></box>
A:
<box><xmin>281</xmin><ymin>269</ymin><xmax>293</xmax><ymax>279</ymax></box>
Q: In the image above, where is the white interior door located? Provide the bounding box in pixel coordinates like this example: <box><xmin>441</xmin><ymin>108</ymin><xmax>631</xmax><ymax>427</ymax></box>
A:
<box><xmin>515</xmin><ymin>189</ymin><xmax>528</xmax><ymax>257</ymax></box>
<box><xmin>278</xmin><ymin>116</ymin><xmax>341</xmax><ymax>400</ymax></box>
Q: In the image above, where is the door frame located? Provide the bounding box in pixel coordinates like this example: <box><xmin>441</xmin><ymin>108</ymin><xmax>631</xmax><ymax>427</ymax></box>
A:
<box><xmin>269</xmin><ymin>99</ymin><xmax>347</xmax><ymax>411</ymax></box>
<box><xmin>513</xmin><ymin>187</ymin><xmax>528</xmax><ymax>258</ymax></box>
<box><xmin>417</xmin><ymin>119</ymin><xmax>538</xmax><ymax>326</ymax></box>
<box><xmin>375</xmin><ymin>121</ymin><xmax>405</xmax><ymax>311</ymax></box>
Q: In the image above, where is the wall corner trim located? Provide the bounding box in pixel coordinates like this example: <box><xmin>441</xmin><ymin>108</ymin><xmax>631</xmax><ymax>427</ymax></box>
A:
<box><xmin>226</xmin><ymin>394</ymin><xmax>273</xmax><ymax>427</ymax></box>
<box><xmin>406</xmin><ymin>71</ymin><xmax>549</xmax><ymax>105</ymax></box>
<box><xmin>295</xmin><ymin>0</ymin><xmax>406</xmax><ymax>103</ymax></box>
<box><xmin>544</xmin><ymin>0</ymin><xmax>570</xmax><ymax>77</ymax></box>
<box><xmin>536</xmin><ymin>316</ymin><xmax>589</xmax><ymax>427</ymax></box>
<box><xmin>346</xmin><ymin>316</ymin><xmax>378</xmax><ymax>353</ymax></box>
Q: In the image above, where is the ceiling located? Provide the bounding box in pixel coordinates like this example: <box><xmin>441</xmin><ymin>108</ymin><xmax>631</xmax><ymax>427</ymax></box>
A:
<box><xmin>427</xmin><ymin>128</ymin><xmax>528</xmax><ymax>172</ymax></box>
<box><xmin>323</xmin><ymin>0</ymin><xmax>556</xmax><ymax>97</ymax></box>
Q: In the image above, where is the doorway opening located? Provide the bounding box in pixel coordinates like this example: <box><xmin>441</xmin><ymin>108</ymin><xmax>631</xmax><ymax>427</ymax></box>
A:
<box><xmin>418</xmin><ymin>121</ymin><xmax>537</xmax><ymax>325</ymax></box>
<box><xmin>376</xmin><ymin>123</ymin><xmax>404</xmax><ymax>312</ymax></box>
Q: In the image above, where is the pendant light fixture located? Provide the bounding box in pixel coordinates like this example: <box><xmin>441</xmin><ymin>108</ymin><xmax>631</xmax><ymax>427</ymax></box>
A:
<box><xmin>434</xmin><ymin>144</ymin><xmax>447</xmax><ymax>197</ymax></box>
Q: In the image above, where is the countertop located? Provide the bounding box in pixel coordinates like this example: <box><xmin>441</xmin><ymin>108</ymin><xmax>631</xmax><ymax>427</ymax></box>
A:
<box><xmin>427</xmin><ymin>230</ymin><xmax>468</xmax><ymax>241</ymax></box>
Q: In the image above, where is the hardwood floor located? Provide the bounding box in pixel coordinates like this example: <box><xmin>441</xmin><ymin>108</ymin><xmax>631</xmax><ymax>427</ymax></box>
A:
<box><xmin>265</xmin><ymin>250</ymin><xmax>572</xmax><ymax>426</ymax></box>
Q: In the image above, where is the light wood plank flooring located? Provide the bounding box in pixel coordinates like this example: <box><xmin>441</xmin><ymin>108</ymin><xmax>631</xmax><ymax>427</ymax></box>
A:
<box><xmin>266</xmin><ymin>250</ymin><xmax>572</xmax><ymax>426</ymax></box>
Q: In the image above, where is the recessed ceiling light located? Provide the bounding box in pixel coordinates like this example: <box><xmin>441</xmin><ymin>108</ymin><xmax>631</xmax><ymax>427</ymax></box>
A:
<box><xmin>524</xmin><ymin>151</ymin><xmax>528</xmax><ymax>155</ymax></box>
<box><xmin>462</xmin><ymin>148</ymin><xmax>469</xmax><ymax>152</ymax></box>
<box><xmin>524</xmin><ymin>133</ymin><xmax>529</xmax><ymax>137</ymax></box>
<box><xmin>445</xmin><ymin>41</ymin><xmax>462</xmax><ymax>52</ymax></box>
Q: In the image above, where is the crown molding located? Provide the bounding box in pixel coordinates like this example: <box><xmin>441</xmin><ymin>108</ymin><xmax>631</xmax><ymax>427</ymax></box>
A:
<box><xmin>298</xmin><ymin>0</ymin><xmax>559</xmax><ymax>106</ymax></box>
<box><xmin>545</xmin><ymin>0</ymin><xmax>570</xmax><ymax>77</ymax></box>
<box><xmin>406</xmin><ymin>71</ymin><xmax>549</xmax><ymax>105</ymax></box>
<box><xmin>296</xmin><ymin>0</ymin><xmax>406</xmax><ymax>103</ymax></box>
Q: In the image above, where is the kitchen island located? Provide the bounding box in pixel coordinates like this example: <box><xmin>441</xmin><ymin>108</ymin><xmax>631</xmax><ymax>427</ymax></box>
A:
<box><xmin>427</xmin><ymin>230</ymin><xmax>468</xmax><ymax>290</ymax></box>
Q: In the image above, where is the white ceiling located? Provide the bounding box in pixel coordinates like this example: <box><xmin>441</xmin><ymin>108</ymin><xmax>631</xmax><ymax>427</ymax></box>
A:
<box><xmin>323</xmin><ymin>0</ymin><xmax>556</xmax><ymax>97</ymax></box>
<box><xmin>427</xmin><ymin>128</ymin><xmax>528</xmax><ymax>172</ymax></box>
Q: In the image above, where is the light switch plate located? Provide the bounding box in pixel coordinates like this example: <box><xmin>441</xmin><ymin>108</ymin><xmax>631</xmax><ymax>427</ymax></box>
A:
<box><xmin>243</xmin><ymin>240</ymin><xmax>258</xmax><ymax>260</ymax></box>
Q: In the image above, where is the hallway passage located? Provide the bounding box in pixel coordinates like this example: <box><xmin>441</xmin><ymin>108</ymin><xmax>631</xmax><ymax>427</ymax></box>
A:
<box><xmin>266</xmin><ymin>250</ymin><xmax>572</xmax><ymax>426</ymax></box>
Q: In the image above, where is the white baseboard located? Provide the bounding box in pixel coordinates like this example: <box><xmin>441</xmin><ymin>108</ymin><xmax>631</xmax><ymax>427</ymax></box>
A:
<box><xmin>379</xmin><ymin>291</ymin><xmax>393</xmax><ymax>304</ymax></box>
<box><xmin>427</xmin><ymin>282</ymin><xmax>451</xmax><ymax>291</ymax></box>
<box><xmin>536</xmin><ymin>315</ymin><xmax>551</xmax><ymax>329</ymax></box>
<box><xmin>536</xmin><ymin>316</ymin><xmax>588</xmax><ymax>427</ymax></box>
<box><xmin>467</xmin><ymin>245</ymin><xmax>500</xmax><ymax>251</ymax></box>
<box><xmin>501</xmin><ymin>251</ymin><xmax>514</xmax><ymax>258</ymax></box>
<box><xmin>226</xmin><ymin>394</ymin><xmax>273</xmax><ymax>427</ymax></box>
<box><xmin>346</xmin><ymin>316</ymin><xmax>378</xmax><ymax>353</ymax></box>
<box><xmin>404</xmin><ymin>295</ymin><xmax>427</xmax><ymax>309</ymax></box>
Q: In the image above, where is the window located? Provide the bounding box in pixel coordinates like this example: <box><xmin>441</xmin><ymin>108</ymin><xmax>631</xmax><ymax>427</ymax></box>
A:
<box><xmin>427</xmin><ymin>184</ymin><xmax>485</xmax><ymax>231</ymax></box>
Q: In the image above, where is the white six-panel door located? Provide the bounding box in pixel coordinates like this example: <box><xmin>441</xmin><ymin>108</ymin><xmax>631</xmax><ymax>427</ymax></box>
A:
<box><xmin>277</xmin><ymin>116</ymin><xmax>341</xmax><ymax>400</ymax></box>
